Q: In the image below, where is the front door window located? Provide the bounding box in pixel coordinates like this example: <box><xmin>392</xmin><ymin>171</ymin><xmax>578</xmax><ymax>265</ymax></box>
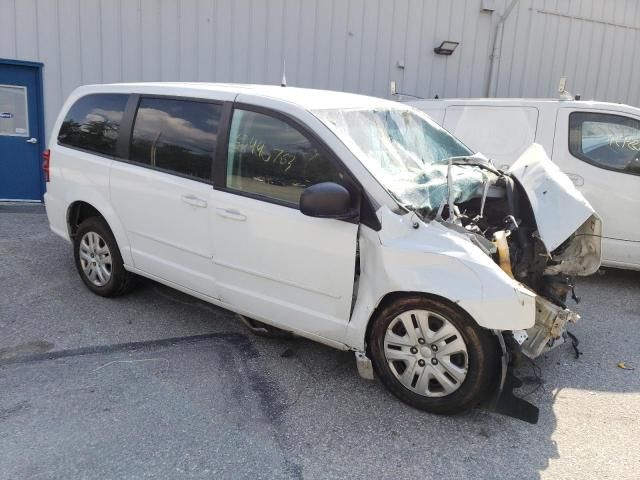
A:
<box><xmin>226</xmin><ymin>109</ymin><xmax>343</xmax><ymax>205</ymax></box>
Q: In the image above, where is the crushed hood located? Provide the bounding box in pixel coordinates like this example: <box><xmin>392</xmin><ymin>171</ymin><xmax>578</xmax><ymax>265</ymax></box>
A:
<box><xmin>508</xmin><ymin>144</ymin><xmax>596</xmax><ymax>252</ymax></box>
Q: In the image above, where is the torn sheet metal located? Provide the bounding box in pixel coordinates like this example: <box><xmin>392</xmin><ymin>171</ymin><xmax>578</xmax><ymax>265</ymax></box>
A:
<box><xmin>544</xmin><ymin>214</ymin><xmax>602</xmax><ymax>276</ymax></box>
<box><xmin>508</xmin><ymin>144</ymin><xmax>599</xmax><ymax>253</ymax></box>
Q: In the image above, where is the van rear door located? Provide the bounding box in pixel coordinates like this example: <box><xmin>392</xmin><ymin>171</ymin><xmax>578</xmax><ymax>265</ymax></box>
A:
<box><xmin>110</xmin><ymin>95</ymin><xmax>223</xmax><ymax>297</ymax></box>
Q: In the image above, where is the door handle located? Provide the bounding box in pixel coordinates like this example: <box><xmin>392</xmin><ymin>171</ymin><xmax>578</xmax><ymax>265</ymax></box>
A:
<box><xmin>181</xmin><ymin>194</ymin><xmax>208</xmax><ymax>208</ymax></box>
<box><xmin>216</xmin><ymin>207</ymin><xmax>247</xmax><ymax>221</ymax></box>
<box><xmin>26</xmin><ymin>137</ymin><xmax>38</xmax><ymax>144</ymax></box>
<box><xmin>565</xmin><ymin>173</ymin><xmax>584</xmax><ymax>187</ymax></box>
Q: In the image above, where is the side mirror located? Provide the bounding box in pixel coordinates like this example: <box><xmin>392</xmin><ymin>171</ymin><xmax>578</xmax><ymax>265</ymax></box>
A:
<box><xmin>300</xmin><ymin>182</ymin><xmax>358</xmax><ymax>220</ymax></box>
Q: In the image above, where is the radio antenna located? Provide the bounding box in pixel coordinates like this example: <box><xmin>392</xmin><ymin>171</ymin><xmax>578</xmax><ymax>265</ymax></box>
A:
<box><xmin>281</xmin><ymin>60</ymin><xmax>287</xmax><ymax>87</ymax></box>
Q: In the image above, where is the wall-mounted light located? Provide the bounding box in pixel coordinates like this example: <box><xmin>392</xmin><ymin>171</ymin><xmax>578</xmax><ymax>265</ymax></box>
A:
<box><xmin>434</xmin><ymin>41</ymin><xmax>459</xmax><ymax>56</ymax></box>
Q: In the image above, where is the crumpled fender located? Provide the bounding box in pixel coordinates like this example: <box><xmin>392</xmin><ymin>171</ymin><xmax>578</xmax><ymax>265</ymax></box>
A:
<box><xmin>345</xmin><ymin>208</ymin><xmax>536</xmax><ymax>351</ymax></box>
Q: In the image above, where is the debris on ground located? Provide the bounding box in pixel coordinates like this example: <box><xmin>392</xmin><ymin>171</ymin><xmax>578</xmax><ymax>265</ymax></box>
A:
<box><xmin>617</xmin><ymin>362</ymin><xmax>635</xmax><ymax>370</ymax></box>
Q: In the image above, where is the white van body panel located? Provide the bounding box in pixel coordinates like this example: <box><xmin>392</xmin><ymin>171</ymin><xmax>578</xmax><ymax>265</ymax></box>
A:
<box><xmin>551</xmin><ymin>107</ymin><xmax>640</xmax><ymax>269</ymax></box>
<box><xmin>443</xmin><ymin>106</ymin><xmax>539</xmax><ymax>168</ymax></box>
<box><xmin>44</xmin><ymin>146</ymin><xmax>134</xmax><ymax>266</ymax></box>
<box><xmin>110</xmin><ymin>162</ymin><xmax>219</xmax><ymax>298</ymax></box>
<box><xmin>408</xmin><ymin>98</ymin><xmax>640</xmax><ymax>270</ymax></box>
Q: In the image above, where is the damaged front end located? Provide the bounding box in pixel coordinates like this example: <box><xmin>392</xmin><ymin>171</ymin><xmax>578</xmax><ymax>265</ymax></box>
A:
<box><xmin>443</xmin><ymin>145</ymin><xmax>601</xmax><ymax>422</ymax></box>
<box><xmin>314</xmin><ymin>107</ymin><xmax>602</xmax><ymax>422</ymax></box>
<box><xmin>315</xmin><ymin>107</ymin><xmax>601</xmax><ymax>421</ymax></box>
<box><xmin>435</xmin><ymin>145</ymin><xmax>601</xmax><ymax>362</ymax></box>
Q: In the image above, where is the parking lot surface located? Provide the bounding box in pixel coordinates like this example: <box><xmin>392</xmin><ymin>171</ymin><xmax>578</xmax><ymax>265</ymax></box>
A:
<box><xmin>1</xmin><ymin>205</ymin><xmax>639</xmax><ymax>479</ymax></box>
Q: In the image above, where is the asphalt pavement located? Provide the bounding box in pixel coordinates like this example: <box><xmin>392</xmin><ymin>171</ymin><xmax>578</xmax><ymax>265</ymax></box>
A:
<box><xmin>1</xmin><ymin>205</ymin><xmax>638</xmax><ymax>479</ymax></box>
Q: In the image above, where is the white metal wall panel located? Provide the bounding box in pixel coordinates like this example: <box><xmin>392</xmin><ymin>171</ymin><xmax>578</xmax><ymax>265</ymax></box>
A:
<box><xmin>34</xmin><ymin>0</ymin><xmax>63</xmax><ymax>134</ymax></box>
<box><xmin>0</xmin><ymin>1</ymin><xmax>16</xmax><ymax>57</ymax></box>
<box><xmin>1</xmin><ymin>0</ymin><xmax>639</xmax><ymax>139</ymax></box>
<box><xmin>14</xmin><ymin>0</ymin><xmax>38</xmax><ymax>61</ymax></box>
<box><xmin>496</xmin><ymin>0</ymin><xmax>640</xmax><ymax>104</ymax></box>
<box><xmin>140</xmin><ymin>0</ymin><xmax>161</xmax><ymax>82</ymax></box>
<box><xmin>79</xmin><ymin>1</ymin><xmax>104</xmax><ymax>85</ymax></box>
<box><xmin>58</xmin><ymin>0</ymin><xmax>82</xmax><ymax>99</ymax></box>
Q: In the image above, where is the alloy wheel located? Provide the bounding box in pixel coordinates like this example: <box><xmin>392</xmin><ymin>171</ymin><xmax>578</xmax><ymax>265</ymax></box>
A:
<box><xmin>79</xmin><ymin>231</ymin><xmax>112</xmax><ymax>287</ymax></box>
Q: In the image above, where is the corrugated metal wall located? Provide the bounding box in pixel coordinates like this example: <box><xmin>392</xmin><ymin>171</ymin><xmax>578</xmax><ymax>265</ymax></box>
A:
<box><xmin>1</xmin><ymin>0</ymin><xmax>638</xmax><ymax>138</ymax></box>
<box><xmin>496</xmin><ymin>0</ymin><xmax>640</xmax><ymax>105</ymax></box>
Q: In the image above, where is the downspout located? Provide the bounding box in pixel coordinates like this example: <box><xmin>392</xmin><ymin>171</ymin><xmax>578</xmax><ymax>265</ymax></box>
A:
<box><xmin>486</xmin><ymin>0</ymin><xmax>521</xmax><ymax>97</ymax></box>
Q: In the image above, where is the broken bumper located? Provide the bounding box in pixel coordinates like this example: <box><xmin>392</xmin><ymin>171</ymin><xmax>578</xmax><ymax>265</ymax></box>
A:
<box><xmin>513</xmin><ymin>296</ymin><xmax>580</xmax><ymax>359</ymax></box>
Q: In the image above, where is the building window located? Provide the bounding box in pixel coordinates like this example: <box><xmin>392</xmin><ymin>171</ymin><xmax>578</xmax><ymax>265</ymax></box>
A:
<box><xmin>226</xmin><ymin>109</ymin><xmax>343</xmax><ymax>205</ymax></box>
<box><xmin>130</xmin><ymin>97</ymin><xmax>221</xmax><ymax>181</ymax></box>
<box><xmin>58</xmin><ymin>94</ymin><xmax>128</xmax><ymax>156</ymax></box>
<box><xmin>569</xmin><ymin>112</ymin><xmax>640</xmax><ymax>175</ymax></box>
<box><xmin>0</xmin><ymin>85</ymin><xmax>29</xmax><ymax>137</ymax></box>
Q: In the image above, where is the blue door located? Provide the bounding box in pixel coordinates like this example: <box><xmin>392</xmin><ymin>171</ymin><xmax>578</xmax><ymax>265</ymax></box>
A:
<box><xmin>0</xmin><ymin>60</ymin><xmax>44</xmax><ymax>201</ymax></box>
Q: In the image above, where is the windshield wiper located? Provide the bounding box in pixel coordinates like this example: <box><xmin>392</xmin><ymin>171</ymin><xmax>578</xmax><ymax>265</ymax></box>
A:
<box><xmin>381</xmin><ymin>185</ymin><xmax>417</xmax><ymax>214</ymax></box>
<box><xmin>443</xmin><ymin>155</ymin><xmax>501</xmax><ymax>175</ymax></box>
<box><xmin>435</xmin><ymin>157</ymin><xmax>460</xmax><ymax>224</ymax></box>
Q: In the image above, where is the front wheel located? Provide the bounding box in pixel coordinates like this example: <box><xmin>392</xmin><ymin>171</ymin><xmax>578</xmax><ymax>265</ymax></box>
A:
<box><xmin>369</xmin><ymin>296</ymin><xmax>498</xmax><ymax>414</ymax></box>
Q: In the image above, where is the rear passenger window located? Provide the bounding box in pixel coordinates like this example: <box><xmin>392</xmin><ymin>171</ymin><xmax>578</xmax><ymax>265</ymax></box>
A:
<box><xmin>130</xmin><ymin>98</ymin><xmax>221</xmax><ymax>181</ymax></box>
<box><xmin>569</xmin><ymin>112</ymin><xmax>640</xmax><ymax>175</ymax></box>
<box><xmin>58</xmin><ymin>94</ymin><xmax>128</xmax><ymax>155</ymax></box>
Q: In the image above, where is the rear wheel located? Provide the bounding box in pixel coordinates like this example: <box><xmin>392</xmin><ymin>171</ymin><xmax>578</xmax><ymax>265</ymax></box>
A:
<box><xmin>369</xmin><ymin>296</ymin><xmax>498</xmax><ymax>414</ymax></box>
<box><xmin>73</xmin><ymin>217</ymin><xmax>136</xmax><ymax>297</ymax></box>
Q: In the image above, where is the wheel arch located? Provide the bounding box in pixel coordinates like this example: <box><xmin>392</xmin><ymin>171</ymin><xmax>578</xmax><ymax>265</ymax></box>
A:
<box><xmin>364</xmin><ymin>290</ymin><xmax>504</xmax><ymax>413</ymax></box>
<box><xmin>67</xmin><ymin>201</ymin><xmax>102</xmax><ymax>237</ymax></box>
<box><xmin>345</xmin><ymin>229</ymin><xmax>536</xmax><ymax>351</ymax></box>
<box><xmin>65</xmin><ymin>198</ymin><xmax>133</xmax><ymax>266</ymax></box>
<box><xmin>362</xmin><ymin>291</ymin><xmax>484</xmax><ymax>357</ymax></box>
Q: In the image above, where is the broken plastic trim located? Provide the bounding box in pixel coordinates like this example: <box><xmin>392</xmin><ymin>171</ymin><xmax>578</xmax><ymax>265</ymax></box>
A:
<box><xmin>481</xmin><ymin>332</ymin><xmax>539</xmax><ymax>424</ymax></box>
<box><xmin>354</xmin><ymin>351</ymin><xmax>375</xmax><ymax>380</ymax></box>
<box><xmin>491</xmin><ymin>368</ymin><xmax>540</xmax><ymax>424</ymax></box>
<box><xmin>520</xmin><ymin>296</ymin><xmax>580</xmax><ymax>359</ymax></box>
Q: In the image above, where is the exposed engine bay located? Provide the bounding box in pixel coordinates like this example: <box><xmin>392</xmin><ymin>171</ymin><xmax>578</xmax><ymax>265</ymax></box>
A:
<box><xmin>427</xmin><ymin>145</ymin><xmax>602</xmax><ymax>359</ymax></box>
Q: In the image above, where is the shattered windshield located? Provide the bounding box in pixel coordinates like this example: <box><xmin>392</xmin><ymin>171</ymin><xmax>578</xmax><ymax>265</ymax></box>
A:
<box><xmin>313</xmin><ymin>107</ymin><xmax>495</xmax><ymax>213</ymax></box>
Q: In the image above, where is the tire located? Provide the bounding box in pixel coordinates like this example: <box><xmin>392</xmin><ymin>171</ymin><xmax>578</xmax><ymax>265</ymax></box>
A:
<box><xmin>73</xmin><ymin>216</ymin><xmax>137</xmax><ymax>297</ymax></box>
<box><xmin>369</xmin><ymin>296</ymin><xmax>498</xmax><ymax>415</ymax></box>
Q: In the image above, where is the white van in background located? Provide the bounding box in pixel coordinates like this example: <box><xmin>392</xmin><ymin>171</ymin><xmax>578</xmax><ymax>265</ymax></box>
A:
<box><xmin>407</xmin><ymin>98</ymin><xmax>640</xmax><ymax>270</ymax></box>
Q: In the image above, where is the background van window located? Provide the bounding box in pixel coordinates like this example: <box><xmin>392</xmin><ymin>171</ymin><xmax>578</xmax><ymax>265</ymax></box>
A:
<box><xmin>569</xmin><ymin>112</ymin><xmax>640</xmax><ymax>175</ymax></box>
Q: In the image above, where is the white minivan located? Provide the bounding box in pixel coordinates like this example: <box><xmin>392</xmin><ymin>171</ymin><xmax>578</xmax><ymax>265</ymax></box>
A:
<box><xmin>45</xmin><ymin>83</ymin><xmax>600</xmax><ymax>418</ymax></box>
<box><xmin>408</xmin><ymin>98</ymin><xmax>640</xmax><ymax>270</ymax></box>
